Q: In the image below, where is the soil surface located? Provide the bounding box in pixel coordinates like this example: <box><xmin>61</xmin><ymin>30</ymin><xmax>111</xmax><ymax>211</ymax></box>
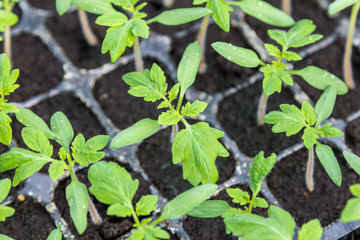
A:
<box><xmin>218</xmin><ymin>81</ymin><xmax>301</xmax><ymax>157</ymax></box>
<box><xmin>28</xmin><ymin>0</ymin><xmax>55</xmax><ymax>10</ymax></box>
<box><xmin>266</xmin><ymin>146</ymin><xmax>360</xmax><ymax>227</ymax></box>
<box><xmin>346</xmin><ymin>118</ymin><xmax>360</xmax><ymax>156</ymax></box>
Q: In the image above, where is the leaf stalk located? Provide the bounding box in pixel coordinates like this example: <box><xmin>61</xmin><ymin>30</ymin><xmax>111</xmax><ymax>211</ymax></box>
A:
<box><xmin>77</xmin><ymin>9</ymin><xmax>99</xmax><ymax>47</ymax></box>
<box><xmin>197</xmin><ymin>14</ymin><xmax>210</xmax><ymax>74</ymax></box>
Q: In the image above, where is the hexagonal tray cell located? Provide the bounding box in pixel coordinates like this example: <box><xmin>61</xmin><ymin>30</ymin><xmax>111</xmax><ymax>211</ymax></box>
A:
<box><xmin>28</xmin><ymin>0</ymin><xmax>55</xmax><ymax>10</ymax></box>
<box><xmin>54</xmin><ymin>160</ymin><xmax>152</xmax><ymax>239</ymax></box>
<box><xmin>346</xmin><ymin>117</ymin><xmax>360</xmax><ymax>156</ymax></box>
<box><xmin>1</xmin><ymin>34</ymin><xmax>63</xmax><ymax>103</ymax></box>
<box><xmin>0</xmin><ymin>197</ymin><xmax>56</xmax><ymax>239</ymax></box>
<box><xmin>46</xmin><ymin>11</ymin><xmax>110</xmax><ymax>69</ymax></box>
<box><xmin>171</xmin><ymin>23</ymin><xmax>257</xmax><ymax>94</ymax></box>
<box><xmin>183</xmin><ymin>184</ymin><xmax>267</xmax><ymax>240</ymax></box>
<box><xmin>218</xmin><ymin>81</ymin><xmax>301</xmax><ymax>157</ymax></box>
<box><xmin>266</xmin><ymin>146</ymin><xmax>360</xmax><ymax>227</ymax></box>
<box><xmin>93</xmin><ymin>59</ymin><xmax>170</xmax><ymax>130</ymax></box>
<box><xmin>294</xmin><ymin>40</ymin><xmax>360</xmax><ymax>119</ymax></box>
<box><xmin>137</xmin><ymin>123</ymin><xmax>236</xmax><ymax>200</ymax></box>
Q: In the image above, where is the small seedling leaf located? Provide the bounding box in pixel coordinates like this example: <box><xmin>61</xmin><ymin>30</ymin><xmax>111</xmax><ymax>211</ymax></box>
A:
<box><xmin>0</xmin><ymin>103</ymin><xmax>19</xmax><ymax>114</ymax></box>
<box><xmin>329</xmin><ymin>0</ymin><xmax>357</xmax><ymax>15</ymax></box>
<box><xmin>13</xmin><ymin>157</ymin><xmax>51</xmax><ymax>186</ymax></box>
<box><xmin>286</xmin><ymin>20</ymin><xmax>323</xmax><ymax>48</ymax></box>
<box><xmin>302</xmin><ymin>127</ymin><xmax>319</xmax><ymax>149</ymax></box>
<box><xmin>212</xmin><ymin>42</ymin><xmax>261</xmax><ymax>68</ymax></box>
<box><xmin>131</xmin><ymin>19</ymin><xmax>149</xmax><ymax>38</ymax></box>
<box><xmin>253</xmin><ymin>197</ymin><xmax>268</xmax><ymax>208</ymax></box>
<box><xmin>343</xmin><ymin>151</ymin><xmax>360</xmax><ymax>176</ymax></box>
<box><xmin>315</xmin><ymin>86</ymin><xmax>337</xmax><ymax>128</ymax></box>
<box><xmin>181</xmin><ymin>100</ymin><xmax>207</xmax><ymax>117</ymax></box>
<box><xmin>283</xmin><ymin>51</ymin><xmax>302</xmax><ymax>61</ymax></box>
<box><xmin>47</xmin><ymin>225</ymin><xmax>62</xmax><ymax>240</ymax></box>
<box><xmin>0</xmin><ymin>53</ymin><xmax>19</xmax><ymax>96</ymax></box>
<box><xmin>135</xmin><ymin>195</ymin><xmax>158</xmax><ymax>216</ymax></box>
<box><xmin>350</xmin><ymin>184</ymin><xmax>360</xmax><ymax>197</ymax></box>
<box><xmin>187</xmin><ymin>200</ymin><xmax>231</xmax><ymax>218</ymax></box>
<box><xmin>51</xmin><ymin>112</ymin><xmax>74</xmax><ymax>153</ymax></box>
<box><xmin>0</xmin><ymin>234</ymin><xmax>15</xmax><ymax>240</ymax></box>
<box><xmin>21</xmin><ymin>127</ymin><xmax>53</xmax><ymax>157</ymax></box>
<box><xmin>72</xmin><ymin>0</ymin><xmax>116</xmax><ymax>15</ymax></box>
<box><xmin>250</xmin><ymin>151</ymin><xmax>276</xmax><ymax>194</ymax></box>
<box><xmin>148</xmin><ymin>7</ymin><xmax>212</xmax><ymax>25</ymax></box>
<box><xmin>158</xmin><ymin>109</ymin><xmax>181</xmax><ymax>125</ymax></box>
<box><xmin>291</xmin><ymin>66</ymin><xmax>348</xmax><ymax>95</ymax></box>
<box><xmin>49</xmin><ymin>161</ymin><xmax>68</xmax><ymax>182</ymax></box>
<box><xmin>0</xmin><ymin>206</ymin><xmax>15</xmax><ymax>222</ymax></box>
<box><xmin>159</xmin><ymin>184</ymin><xmax>217</xmax><ymax>221</ymax></box>
<box><xmin>66</xmin><ymin>179</ymin><xmax>89</xmax><ymax>234</ymax></box>
<box><xmin>207</xmin><ymin>0</ymin><xmax>233</xmax><ymax>32</ymax></box>
<box><xmin>226</xmin><ymin>188</ymin><xmax>250</xmax><ymax>205</ymax></box>
<box><xmin>102</xmin><ymin>23</ymin><xmax>132</xmax><ymax>62</ymax></box>
<box><xmin>319</xmin><ymin>123</ymin><xmax>344</xmax><ymax>138</ymax></box>
<box><xmin>111</xmin><ymin>118</ymin><xmax>159</xmax><ymax>148</ymax></box>
<box><xmin>95</xmin><ymin>12</ymin><xmax>128</xmax><ymax>27</ymax></box>
<box><xmin>268</xmin><ymin>205</ymin><xmax>295</xmax><ymax>238</ymax></box>
<box><xmin>172</xmin><ymin>122</ymin><xmax>229</xmax><ymax>186</ymax></box>
<box><xmin>55</xmin><ymin>0</ymin><xmax>71</xmax><ymax>15</ymax></box>
<box><xmin>0</xmin><ymin>178</ymin><xmax>11</xmax><ymax>203</ymax></box>
<box><xmin>301</xmin><ymin>101</ymin><xmax>316</xmax><ymax>126</ymax></box>
<box><xmin>231</xmin><ymin>0</ymin><xmax>295</xmax><ymax>27</ymax></box>
<box><xmin>262</xmin><ymin>70</ymin><xmax>283</xmax><ymax>96</ymax></box>
<box><xmin>268</xmin><ymin>29</ymin><xmax>287</xmax><ymax>47</ymax></box>
<box><xmin>0</xmin><ymin>112</ymin><xmax>12</xmax><ymax>145</ymax></box>
<box><xmin>298</xmin><ymin>219</ymin><xmax>323</xmax><ymax>240</ymax></box>
<box><xmin>0</xmin><ymin>10</ymin><xmax>18</xmax><ymax>27</ymax></box>
<box><xmin>315</xmin><ymin>144</ymin><xmax>342</xmax><ymax>187</ymax></box>
<box><xmin>107</xmin><ymin>203</ymin><xmax>132</xmax><ymax>217</ymax></box>
<box><xmin>341</xmin><ymin>197</ymin><xmax>360</xmax><ymax>222</ymax></box>
<box><xmin>264</xmin><ymin>43</ymin><xmax>281</xmax><ymax>57</ymax></box>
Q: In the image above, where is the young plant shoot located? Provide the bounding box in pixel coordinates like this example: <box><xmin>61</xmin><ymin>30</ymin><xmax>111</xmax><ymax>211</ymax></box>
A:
<box><xmin>0</xmin><ymin>0</ymin><xmax>19</xmax><ymax>62</ymax></box>
<box><xmin>88</xmin><ymin>161</ymin><xmax>218</xmax><ymax>240</ymax></box>
<box><xmin>212</xmin><ymin>19</ymin><xmax>349</xmax><ymax>125</ymax></box>
<box><xmin>263</xmin><ymin>86</ymin><xmax>346</xmax><ymax>192</ymax></box>
<box><xmin>110</xmin><ymin>42</ymin><xmax>229</xmax><ymax>186</ymax></box>
<box><xmin>0</xmin><ymin>110</ymin><xmax>110</xmax><ymax>235</ymax></box>
<box><xmin>0</xmin><ymin>178</ymin><xmax>15</xmax><ymax>240</ymax></box>
<box><xmin>0</xmin><ymin>53</ymin><xmax>19</xmax><ymax>145</ymax></box>
<box><xmin>341</xmin><ymin>184</ymin><xmax>360</xmax><ymax>223</ymax></box>
<box><xmin>329</xmin><ymin>0</ymin><xmax>360</xmax><ymax>89</ymax></box>
<box><xmin>55</xmin><ymin>0</ymin><xmax>115</xmax><ymax>46</ymax></box>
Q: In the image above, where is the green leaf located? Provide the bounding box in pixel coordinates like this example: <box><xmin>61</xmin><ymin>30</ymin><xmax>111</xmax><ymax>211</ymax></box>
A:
<box><xmin>302</xmin><ymin>128</ymin><xmax>319</xmax><ymax>149</ymax></box>
<box><xmin>264</xmin><ymin>44</ymin><xmax>281</xmax><ymax>57</ymax></box>
<box><xmin>15</xmin><ymin>109</ymin><xmax>56</xmax><ymax>140</ymax></box>
<box><xmin>21</xmin><ymin>127</ymin><xmax>53</xmax><ymax>157</ymax></box>
<box><xmin>187</xmin><ymin>200</ymin><xmax>231</xmax><ymax>218</ymax></box>
<box><xmin>107</xmin><ymin>203</ymin><xmax>132</xmax><ymax>217</ymax></box>
<box><xmin>194</xmin><ymin>0</ymin><xmax>208</xmax><ymax>4</ymax></box>
<box><xmin>315</xmin><ymin>144</ymin><xmax>342</xmax><ymax>187</ymax></box>
<box><xmin>131</xmin><ymin>19</ymin><xmax>149</xmax><ymax>39</ymax></box>
<box><xmin>168</xmin><ymin>84</ymin><xmax>179</xmax><ymax>102</ymax></box>
<box><xmin>177</xmin><ymin>42</ymin><xmax>201</xmax><ymax>98</ymax></box>
<box><xmin>88</xmin><ymin>161</ymin><xmax>139</xmax><ymax>214</ymax></box>
<box><xmin>0</xmin><ymin>206</ymin><xmax>15</xmax><ymax>222</ymax></box>
<box><xmin>207</xmin><ymin>0</ymin><xmax>233</xmax><ymax>32</ymax></box>
<box><xmin>159</xmin><ymin>184</ymin><xmax>218</xmax><ymax>221</ymax></box>
<box><xmin>96</xmin><ymin>12</ymin><xmax>128</xmax><ymax>27</ymax></box>
<box><xmin>283</xmin><ymin>51</ymin><xmax>302</xmax><ymax>61</ymax></box>
<box><xmin>343</xmin><ymin>151</ymin><xmax>360</xmax><ymax>176</ymax></box>
<box><xmin>230</xmin><ymin>0</ymin><xmax>294</xmax><ymax>27</ymax></box>
<box><xmin>181</xmin><ymin>100</ymin><xmax>207</xmax><ymax>117</ymax></box>
<box><xmin>148</xmin><ymin>7</ymin><xmax>212</xmax><ymax>25</ymax></box>
<box><xmin>350</xmin><ymin>184</ymin><xmax>360</xmax><ymax>197</ymax></box>
<box><xmin>0</xmin><ymin>178</ymin><xmax>11</xmax><ymax>203</ymax></box>
<box><xmin>172</xmin><ymin>122</ymin><xmax>229</xmax><ymax>186</ymax></box>
<box><xmin>329</xmin><ymin>0</ymin><xmax>357</xmax><ymax>14</ymax></box>
<box><xmin>47</xmin><ymin>224</ymin><xmax>62</xmax><ymax>240</ymax></box>
<box><xmin>0</xmin><ymin>103</ymin><xmax>19</xmax><ymax>113</ymax></box>
<box><xmin>250</xmin><ymin>151</ymin><xmax>276</xmax><ymax>194</ymax></box>
<box><xmin>123</xmin><ymin>63</ymin><xmax>167</xmax><ymax>102</ymax></box>
<box><xmin>0</xmin><ymin>53</ymin><xmax>19</xmax><ymax>96</ymax></box>
<box><xmin>298</xmin><ymin>219</ymin><xmax>323</xmax><ymax>240</ymax></box>
<box><xmin>158</xmin><ymin>110</ymin><xmax>181</xmax><ymax>125</ymax></box>
<box><xmin>263</xmin><ymin>104</ymin><xmax>306</xmax><ymax>136</ymax></box>
<box><xmin>291</xmin><ymin>66</ymin><xmax>348</xmax><ymax>95</ymax></box>
<box><xmin>0</xmin><ymin>111</ymin><xmax>12</xmax><ymax>145</ymax></box>
<box><xmin>212</xmin><ymin>42</ymin><xmax>261</xmax><ymax>68</ymax></box>
<box><xmin>111</xmin><ymin>118</ymin><xmax>159</xmax><ymax>148</ymax></box>
<box><xmin>285</xmin><ymin>20</ymin><xmax>323</xmax><ymax>48</ymax></box>
<box><xmin>253</xmin><ymin>197</ymin><xmax>268</xmax><ymax>208</ymax></box>
<box><xmin>102</xmin><ymin>23</ymin><xmax>131</xmax><ymax>62</ymax></box>
<box><xmin>56</xmin><ymin>0</ymin><xmax>71</xmax><ymax>15</ymax></box>
<box><xmin>268</xmin><ymin>29</ymin><xmax>287</xmax><ymax>47</ymax></box>
<box><xmin>268</xmin><ymin>206</ymin><xmax>295</xmax><ymax>238</ymax></box>
<box><xmin>319</xmin><ymin>123</ymin><xmax>344</xmax><ymax>138</ymax></box>
<box><xmin>66</xmin><ymin>179</ymin><xmax>89</xmax><ymax>234</ymax></box>
<box><xmin>315</xmin><ymin>86</ymin><xmax>337</xmax><ymax>128</ymax></box>
<box><xmin>341</xmin><ymin>185</ymin><xmax>360</xmax><ymax>222</ymax></box>
<box><xmin>301</xmin><ymin>101</ymin><xmax>316</xmax><ymax>126</ymax></box>
<box><xmin>0</xmin><ymin>10</ymin><xmax>18</xmax><ymax>28</ymax></box>
<box><xmin>262</xmin><ymin>69</ymin><xmax>283</xmax><ymax>96</ymax></box>
<box><xmin>136</xmin><ymin>195</ymin><xmax>158</xmax><ymax>216</ymax></box>
<box><xmin>0</xmin><ymin>234</ymin><xmax>15</xmax><ymax>240</ymax></box>
<box><xmin>51</xmin><ymin>112</ymin><xmax>74</xmax><ymax>153</ymax></box>
<box><xmin>13</xmin><ymin>158</ymin><xmax>50</xmax><ymax>186</ymax></box>
<box><xmin>48</xmin><ymin>161</ymin><xmax>68</xmax><ymax>182</ymax></box>
<box><xmin>130</xmin><ymin>226</ymin><xmax>170</xmax><ymax>240</ymax></box>
<box><xmin>72</xmin><ymin>0</ymin><xmax>116</xmax><ymax>15</ymax></box>
<box><xmin>226</xmin><ymin>188</ymin><xmax>250</xmax><ymax>205</ymax></box>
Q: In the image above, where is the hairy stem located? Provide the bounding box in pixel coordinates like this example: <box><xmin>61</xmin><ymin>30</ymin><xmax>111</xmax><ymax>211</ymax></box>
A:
<box><xmin>162</xmin><ymin>0</ymin><xmax>174</xmax><ymax>8</ymax></box>
<box><xmin>306</xmin><ymin>146</ymin><xmax>315</xmax><ymax>192</ymax></box>
<box><xmin>247</xmin><ymin>192</ymin><xmax>258</xmax><ymax>214</ymax></box>
<box><xmin>197</xmin><ymin>15</ymin><xmax>210</xmax><ymax>74</ymax></box>
<box><xmin>134</xmin><ymin>36</ymin><xmax>144</xmax><ymax>72</ymax></box>
<box><xmin>257</xmin><ymin>91</ymin><xmax>268</xmax><ymax>125</ymax></box>
<box><xmin>4</xmin><ymin>26</ymin><xmax>11</xmax><ymax>63</ymax></box>
<box><xmin>78</xmin><ymin>9</ymin><xmax>99</xmax><ymax>47</ymax></box>
<box><xmin>281</xmin><ymin>0</ymin><xmax>292</xmax><ymax>15</ymax></box>
<box><xmin>88</xmin><ymin>197</ymin><xmax>102</xmax><ymax>225</ymax></box>
<box><xmin>343</xmin><ymin>1</ymin><xmax>359</xmax><ymax>90</ymax></box>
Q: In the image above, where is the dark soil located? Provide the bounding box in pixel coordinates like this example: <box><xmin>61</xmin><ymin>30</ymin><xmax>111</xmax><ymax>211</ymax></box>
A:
<box><xmin>93</xmin><ymin>59</ymin><xmax>167</xmax><ymax>130</ymax></box>
<box><xmin>1</xmin><ymin>34</ymin><xmax>63</xmax><ymax>103</ymax></box>
<box><xmin>46</xmin><ymin>11</ymin><xmax>109</xmax><ymax>69</ymax></box>
<box><xmin>266</xmin><ymin>146</ymin><xmax>360</xmax><ymax>227</ymax></box>
<box><xmin>28</xmin><ymin>0</ymin><xmax>55</xmax><ymax>10</ymax></box>
<box><xmin>171</xmin><ymin>23</ymin><xmax>256</xmax><ymax>94</ymax></box>
<box><xmin>183</xmin><ymin>184</ymin><xmax>267</xmax><ymax>240</ymax></box>
<box><xmin>54</xmin><ymin>160</ymin><xmax>152</xmax><ymax>240</ymax></box>
<box><xmin>346</xmin><ymin>118</ymin><xmax>360</xmax><ymax>156</ymax></box>
<box><xmin>0</xmin><ymin>198</ymin><xmax>56</xmax><ymax>239</ymax></box>
<box><xmin>218</xmin><ymin>81</ymin><xmax>301</xmax><ymax>157</ymax></box>
<box><xmin>137</xmin><ymin>125</ymin><xmax>236</xmax><ymax>200</ymax></box>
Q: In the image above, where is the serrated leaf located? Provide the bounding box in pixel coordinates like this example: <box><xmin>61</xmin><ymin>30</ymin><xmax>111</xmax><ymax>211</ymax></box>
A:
<box><xmin>279</xmin><ymin>71</ymin><xmax>293</xmax><ymax>86</ymax></box>
<box><xmin>51</xmin><ymin>112</ymin><xmax>74</xmax><ymax>154</ymax></box>
<box><xmin>181</xmin><ymin>100</ymin><xmax>207</xmax><ymax>117</ymax></box>
<box><xmin>315</xmin><ymin>144</ymin><xmax>342</xmax><ymax>187</ymax></box>
<box><xmin>102</xmin><ymin>23</ymin><xmax>132</xmax><ymax>62</ymax></box>
<box><xmin>320</xmin><ymin>124</ymin><xmax>344</xmax><ymax>138</ymax></box>
<box><xmin>168</xmin><ymin>84</ymin><xmax>179</xmax><ymax>101</ymax></box>
<box><xmin>131</xmin><ymin>19</ymin><xmax>149</xmax><ymax>38</ymax></box>
<box><xmin>253</xmin><ymin>197</ymin><xmax>268</xmax><ymax>208</ymax></box>
<box><xmin>329</xmin><ymin>0</ymin><xmax>357</xmax><ymax>14</ymax></box>
<box><xmin>343</xmin><ymin>151</ymin><xmax>360</xmax><ymax>176</ymax></box>
<box><xmin>47</xmin><ymin>225</ymin><xmax>62</xmax><ymax>240</ymax></box>
<box><xmin>148</xmin><ymin>7</ymin><xmax>212</xmax><ymax>25</ymax></box>
<box><xmin>302</xmin><ymin>128</ymin><xmax>319</xmax><ymax>149</ymax></box>
<box><xmin>136</xmin><ymin>195</ymin><xmax>158</xmax><ymax>216</ymax></box>
<box><xmin>207</xmin><ymin>0</ymin><xmax>233</xmax><ymax>32</ymax></box>
<box><xmin>0</xmin><ymin>111</ymin><xmax>12</xmax><ymax>145</ymax></box>
<box><xmin>0</xmin><ymin>234</ymin><xmax>15</xmax><ymax>240</ymax></box>
<box><xmin>72</xmin><ymin>134</ymin><xmax>109</xmax><ymax>166</ymax></box>
<box><xmin>262</xmin><ymin>70</ymin><xmax>283</xmax><ymax>96</ymax></box>
<box><xmin>172</xmin><ymin>122</ymin><xmax>229</xmax><ymax>186</ymax></box>
<box><xmin>0</xmin><ymin>53</ymin><xmax>19</xmax><ymax>96</ymax></box>
<box><xmin>226</xmin><ymin>188</ymin><xmax>250</xmax><ymax>205</ymax></box>
<box><xmin>13</xmin><ymin>158</ymin><xmax>50</xmax><ymax>186</ymax></box>
<box><xmin>286</xmin><ymin>19</ymin><xmax>323</xmax><ymax>48</ymax></box>
<box><xmin>301</xmin><ymin>101</ymin><xmax>316</xmax><ymax>126</ymax></box>
<box><xmin>0</xmin><ymin>206</ymin><xmax>15</xmax><ymax>222</ymax></box>
<box><xmin>268</xmin><ymin>29</ymin><xmax>287</xmax><ymax>47</ymax></box>
<box><xmin>49</xmin><ymin>161</ymin><xmax>68</xmax><ymax>182</ymax></box>
<box><xmin>111</xmin><ymin>118</ymin><xmax>159</xmax><ymax>148</ymax></box>
<box><xmin>315</xmin><ymin>86</ymin><xmax>337</xmax><ymax>128</ymax></box>
<box><xmin>283</xmin><ymin>51</ymin><xmax>302</xmax><ymax>61</ymax></box>
<box><xmin>264</xmin><ymin>43</ymin><xmax>281</xmax><ymax>57</ymax></box>
<box><xmin>158</xmin><ymin>109</ymin><xmax>181</xmax><ymax>125</ymax></box>
<box><xmin>187</xmin><ymin>200</ymin><xmax>231</xmax><ymax>218</ymax></box>
<box><xmin>55</xmin><ymin>0</ymin><xmax>71</xmax><ymax>15</ymax></box>
<box><xmin>212</xmin><ymin>42</ymin><xmax>261</xmax><ymax>68</ymax></box>
<box><xmin>0</xmin><ymin>103</ymin><xmax>19</xmax><ymax>113</ymax></box>
<box><xmin>72</xmin><ymin>0</ymin><xmax>116</xmax><ymax>15</ymax></box>
<box><xmin>250</xmin><ymin>151</ymin><xmax>276</xmax><ymax>194</ymax></box>
<box><xmin>96</xmin><ymin>12</ymin><xmax>128</xmax><ymax>27</ymax></box>
<box><xmin>0</xmin><ymin>10</ymin><xmax>18</xmax><ymax>28</ymax></box>
<box><xmin>107</xmin><ymin>203</ymin><xmax>133</xmax><ymax>217</ymax></box>
<box><xmin>66</xmin><ymin>179</ymin><xmax>89</xmax><ymax>234</ymax></box>
<box><xmin>0</xmin><ymin>178</ymin><xmax>11</xmax><ymax>203</ymax></box>
<box><xmin>21</xmin><ymin>127</ymin><xmax>53</xmax><ymax>157</ymax></box>
<box><xmin>341</xmin><ymin>197</ymin><xmax>360</xmax><ymax>222</ymax></box>
<box><xmin>263</xmin><ymin>104</ymin><xmax>306</xmax><ymax>136</ymax></box>
<box><xmin>158</xmin><ymin>184</ymin><xmax>218</xmax><ymax>221</ymax></box>
<box><xmin>291</xmin><ymin>66</ymin><xmax>348</xmax><ymax>95</ymax></box>
<box><xmin>298</xmin><ymin>219</ymin><xmax>323</xmax><ymax>240</ymax></box>
<box><xmin>231</xmin><ymin>0</ymin><xmax>294</xmax><ymax>27</ymax></box>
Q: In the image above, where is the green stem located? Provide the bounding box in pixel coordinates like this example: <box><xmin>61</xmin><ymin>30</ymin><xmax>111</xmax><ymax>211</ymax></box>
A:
<box><xmin>281</xmin><ymin>0</ymin><xmax>291</xmax><ymax>16</ymax></box>
<box><xmin>343</xmin><ymin>1</ymin><xmax>359</xmax><ymax>90</ymax></box>
<box><xmin>257</xmin><ymin>91</ymin><xmax>268</xmax><ymax>125</ymax></box>
<box><xmin>197</xmin><ymin>15</ymin><xmax>210</xmax><ymax>74</ymax></box>
<box><xmin>78</xmin><ymin>9</ymin><xmax>99</xmax><ymax>47</ymax></box>
<box><xmin>134</xmin><ymin>36</ymin><xmax>144</xmax><ymax>72</ymax></box>
<box><xmin>306</xmin><ymin>146</ymin><xmax>315</xmax><ymax>192</ymax></box>
<box><xmin>132</xmin><ymin>209</ymin><xmax>143</xmax><ymax>230</ymax></box>
<box><xmin>247</xmin><ymin>192</ymin><xmax>258</xmax><ymax>214</ymax></box>
<box><xmin>171</xmin><ymin>123</ymin><xmax>178</xmax><ymax>143</ymax></box>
